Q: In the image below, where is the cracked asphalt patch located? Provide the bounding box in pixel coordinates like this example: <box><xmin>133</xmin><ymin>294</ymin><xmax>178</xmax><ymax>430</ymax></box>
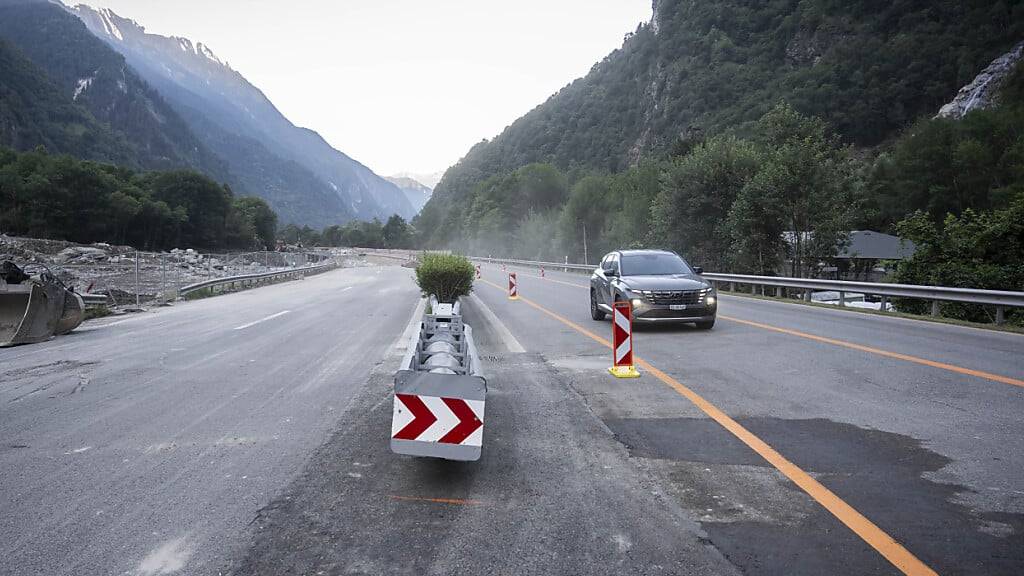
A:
<box><xmin>604</xmin><ymin>417</ymin><xmax>1024</xmax><ymax>575</ymax></box>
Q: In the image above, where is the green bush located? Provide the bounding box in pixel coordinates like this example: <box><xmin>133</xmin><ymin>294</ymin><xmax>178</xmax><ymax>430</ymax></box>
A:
<box><xmin>415</xmin><ymin>253</ymin><xmax>475</xmax><ymax>303</ymax></box>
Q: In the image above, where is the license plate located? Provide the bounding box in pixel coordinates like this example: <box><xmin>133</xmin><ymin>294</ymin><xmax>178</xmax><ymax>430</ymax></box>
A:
<box><xmin>669</xmin><ymin>304</ymin><xmax>687</xmax><ymax>311</ymax></box>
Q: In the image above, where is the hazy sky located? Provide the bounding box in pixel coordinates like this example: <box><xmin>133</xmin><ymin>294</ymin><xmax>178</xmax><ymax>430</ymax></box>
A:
<box><xmin>74</xmin><ymin>1</ymin><xmax>652</xmax><ymax>178</ymax></box>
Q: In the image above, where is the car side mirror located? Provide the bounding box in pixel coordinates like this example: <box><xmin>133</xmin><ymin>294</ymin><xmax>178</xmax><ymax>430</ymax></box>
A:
<box><xmin>693</xmin><ymin>266</ymin><xmax>704</xmax><ymax>275</ymax></box>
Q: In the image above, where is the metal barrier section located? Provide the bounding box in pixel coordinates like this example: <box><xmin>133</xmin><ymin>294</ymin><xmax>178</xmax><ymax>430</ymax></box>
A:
<box><xmin>391</xmin><ymin>297</ymin><xmax>487</xmax><ymax>462</ymax></box>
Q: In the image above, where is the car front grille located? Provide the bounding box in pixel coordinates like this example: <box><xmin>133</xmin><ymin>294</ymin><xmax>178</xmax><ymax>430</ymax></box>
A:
<box><xmin>646</xmin><ymin>290</ymin><xmax>701</xmax><ymax>305</ymax></box>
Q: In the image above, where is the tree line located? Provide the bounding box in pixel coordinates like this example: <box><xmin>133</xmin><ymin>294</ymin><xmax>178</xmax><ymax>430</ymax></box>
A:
<box><xmin>409</xmin><ymin>93</ymin><xmax>1024</xmax><ymax>323</ymax></box>
<box><xmin>0</xmin><ymin>146</ymin><xmax>277</xmax><ymax>251</ymax></box>
<box><xmin>281</xmin><ymin>214</ymin><xmax>415</xmax><ymax>250</ymax></box>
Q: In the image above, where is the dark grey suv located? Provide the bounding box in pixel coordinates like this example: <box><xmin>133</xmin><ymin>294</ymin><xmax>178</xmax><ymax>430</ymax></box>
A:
<box><xmin>590</xmin><ymin>249</ymin><xmax>717</xmax><ymax>329</ymax></box>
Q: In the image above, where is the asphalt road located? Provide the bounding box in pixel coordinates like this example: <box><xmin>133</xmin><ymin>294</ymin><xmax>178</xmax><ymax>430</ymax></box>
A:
<box><xmin>0</xmin><ymin>264</ymin><xmax>421</xmax><ymax>575</ymax></box>
<box><xmin>466</xmin><ymin>262</ymin><xmax>1024</xmax><ymax>575</ymax></box>
<box><xmin>2</xmin><ymin>260</ymin><xmax>1022</xmax><ymax>575</ymax></box>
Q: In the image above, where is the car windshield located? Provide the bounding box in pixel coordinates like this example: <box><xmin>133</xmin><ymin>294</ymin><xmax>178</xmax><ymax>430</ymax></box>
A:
<box><xmin>620</xmin><ymin>253</ymin><xmax>693</xmax><ymax>276</ymax></box>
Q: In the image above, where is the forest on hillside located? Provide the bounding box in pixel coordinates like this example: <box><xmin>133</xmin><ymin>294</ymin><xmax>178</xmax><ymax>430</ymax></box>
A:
<box><xmin>404</xmin><ymin>0</ymin><xmax>1024</xmax><ymax>325</ymax></box>
<box><xmin>404</xmin><ymin>75</ymin><xmax>1024</xmax><ymax>322</ymax></box>
<box><xmin>0</xmin><ymin>147</ymin><xmax>277</xmax><ymax>251</ymax></box>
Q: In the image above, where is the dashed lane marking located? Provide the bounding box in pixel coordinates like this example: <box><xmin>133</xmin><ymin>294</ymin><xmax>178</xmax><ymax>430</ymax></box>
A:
<box><xmin>388</xmin><ymin>495</ymin><xmax>485</xmax><ymax>506</ymax></box>
<box><xmin>233</xmin><ymin>310</ymin><xmax>291</xmax><ymax>331</ymax></box>
<box><xmin>478</xmin><ymin>277</ymin><xmax>938</xmax><ymax>576</ymax></box>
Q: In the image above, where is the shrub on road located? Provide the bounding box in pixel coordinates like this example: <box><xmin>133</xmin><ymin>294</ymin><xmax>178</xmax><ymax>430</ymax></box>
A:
<box><xmin>415</xmin><ymin>253</ymin><xmax>474</xmax><ymax>303</ymax></box>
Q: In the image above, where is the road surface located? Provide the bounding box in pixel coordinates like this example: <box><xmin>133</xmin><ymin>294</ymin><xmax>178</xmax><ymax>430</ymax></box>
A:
<box><xmin>1</xmin><ymin>261</ymin><xmax>1021</xmax><ymax>575</ymax></box>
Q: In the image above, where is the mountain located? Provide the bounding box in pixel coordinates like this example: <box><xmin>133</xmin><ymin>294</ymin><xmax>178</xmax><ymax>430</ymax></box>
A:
<box><xmin>0</xmin><ymin>37</ymin><xmax>133</xmax><ymax>164</ymax></box>
<box><xmin>938</xmin><ymin>42</ymin><xmax>1024</xmax><ymax>120</ymax></box>
<box><xmin>418</xmin><ymin>0</ymin><xmax>1024</xmax><ymax>246</ymax></box>
<box><xmin>0</xmin><ymin>0</ymin><xmax>227</xmax><ymax>178</ymax></box>
<box><xmin>68</xmin><ymin>3</ymin><xmax>416</xmax><ymax>224</ymax></box>
<box><xmin>391</xmin><ymin>170</ymin><xmax>445</xmax><ymax>190</ymax></box>
<box><xmin>385</xmin><ymin>176</ymin><xmax>433</xmax><ymax>214</ymax></box>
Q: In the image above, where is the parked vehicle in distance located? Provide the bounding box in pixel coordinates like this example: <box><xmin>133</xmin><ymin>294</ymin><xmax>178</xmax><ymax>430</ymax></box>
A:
<box><xmin>590</xmin><ymin>250</ymin><xmax>717</xmax><ymax>329</ymax></box>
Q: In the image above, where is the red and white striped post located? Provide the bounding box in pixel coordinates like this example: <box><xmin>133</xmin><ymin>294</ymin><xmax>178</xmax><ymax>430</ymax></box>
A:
<box><xmin>608</xmin><ymin>301</ymin><xmax>641</xmax><ymax>378</ymax></box>
<box><xmin>508</xmin><ymin>272</ymin><xmax>519</xmax><ymax>300</ymax></box>
<box><xmin>540</xmin><ymin>267</ymin><xmax>545</xmax><ymax>278</ymax></box>
<box><xmin>475</xmin><ymin>264</ymin><xmax>481</xmax><ymax>279</ymax></box>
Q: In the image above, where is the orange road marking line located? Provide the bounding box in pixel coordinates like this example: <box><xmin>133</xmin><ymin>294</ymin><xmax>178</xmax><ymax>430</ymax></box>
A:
<box><xmin>478</xmin><ymin>278</ymin><xmax>937</xmax><ymax>576</ymax></box>
<box><xmin>720</xmin><ymin>315</ymin><xmax>1024</xmax><ymax>389</ymax></box>
<box><xmin>388</xmin><ymin>495</ymin><xmax>485</xmax><ymax>506</ymax></box>
<box><xmin>481</xmin><ymin>269</ymin><xmax>1023</xmax><ymax>389</ymax></box>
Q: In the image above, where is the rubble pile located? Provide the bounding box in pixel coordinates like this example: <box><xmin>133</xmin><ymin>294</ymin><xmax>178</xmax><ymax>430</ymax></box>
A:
<box><xmin>0</xmin><ymin>235</ymin><xmax>305</xmax><ymax>307</ymax></box>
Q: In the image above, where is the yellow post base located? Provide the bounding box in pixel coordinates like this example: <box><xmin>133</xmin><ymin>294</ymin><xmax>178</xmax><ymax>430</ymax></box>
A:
<box><xmin>508</xmin><ymin>295</ymin><xmax>520</xmax><ymax>301</ymax></box>
<box><xmin>608</xmin><ymin>365</ymin><xmax>641</xmax><ymax>379</ymax></box>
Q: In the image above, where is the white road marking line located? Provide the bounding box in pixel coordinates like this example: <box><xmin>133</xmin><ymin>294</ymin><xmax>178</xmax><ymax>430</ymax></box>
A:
<box><xmin>64</xmin><ymin>446</ymin><xmax>92</xmax><ymax>455</ymax></box>
<box><xmin>394</xmin><ymin>297</ymin><xmax>427</xmax><ymax>350</ymax></box>
<box><xmin>233</xmin><ymin>311</ymin><xmax>291</xmax><ymax>331</ymax></box>
<box><xmin>469</xmin><ymin>293</ymin><xmax>526</xmax><ymax>353</ymax></box>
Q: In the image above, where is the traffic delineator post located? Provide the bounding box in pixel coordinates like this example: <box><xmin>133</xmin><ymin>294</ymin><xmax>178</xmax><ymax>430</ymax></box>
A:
<box><xmin>540</xmin><ymin>267</ymin><xmax>545</xmax><ymax>278</ymax></box>
<box><xmin>609</xmin><ymin>301</ymin><xmax>640</xmax><ymax>378</ymax></box>
<box><xmin>475</xmin><ymin>265</ymin><xmax>481</xmax><ymax>279</ymax></box>
<box><xmin>508</xmin><ymin>272</ymin><xmax>519</xmax><ymax>300</ymax></box>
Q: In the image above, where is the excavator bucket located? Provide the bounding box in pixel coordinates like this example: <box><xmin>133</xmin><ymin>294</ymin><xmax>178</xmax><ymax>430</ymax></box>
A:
<box><xmin>0</xmin><ymin>282</ymin><xmax>63</xmax><ymax>347</ymax></box>
<box><xmin>55</xmin><ymin>291</ymin><xmax>85</xmax><ymax>336</ymax></box>
<box><xmin>0</xmin><ymin>261</ymin><xmax>81</xmax><ymax>347</ymax></box>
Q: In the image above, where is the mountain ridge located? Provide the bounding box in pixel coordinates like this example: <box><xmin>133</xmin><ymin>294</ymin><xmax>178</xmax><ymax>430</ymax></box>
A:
<box><xmin>68</xmin><ymin>3</ymin><xmax>416</xmax><ymax>223</ymax></box>
<box><xmin>417</xmin><ymin>0</ymin><xmax>1024</xmax><ymax>247</ymax></box>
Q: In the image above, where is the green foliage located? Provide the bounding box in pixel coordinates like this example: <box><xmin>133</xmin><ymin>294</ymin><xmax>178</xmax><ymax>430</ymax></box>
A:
<box><xmin>727</xmin><ymin>103</ymin><xmax>859</xmax><ymax>275</ymax></box>
<box><xmin>414</xmin><ymin>253</ymin><xmax>475</xmax><ymax>303</ymax></box>
<box><xmin>653</xmin><ymin>136</ymin><xmax>761</xmax><ymax>271</ymax></box>
<box><xmin>420</xmin><ymin>0</ymin><xmax>1024</xmax><ymax>248</ymax></box>
<box><xmin>0</xmin><ymin>3</ymin><xmax>228</xmax><ymax>177</ymax></box>
<box><xmin>232</xmin><ymin>197</ymin><xmax>278</xmax><ymax>250</ymax></box>
<box><xmin>865</xmin><ymin>64</ymin><xmax>1024</xmax><ymax>229</ymax></box>
<box><xmin>0</xmin><ymin>146</ymin><xmax>277</xmax><ymax>251</ymax></box>
<box><xmin>382</xmin><ymin>214</ymin><xmax>414</xmax><ymax>249</ymax></box>
<box><xmin>0</xmin><ymin>38</ymin><xmax>133</xmax><ymax>165</ymax></box>
<box><xmin>892</xmin><ymin>192</ymin><xmax>1024</xmax><ymax>324</ymax></box>
<box><xmin>318</xmin><ymin>217</ymin><xmax>406</xmax><ymax>249</ymax></box>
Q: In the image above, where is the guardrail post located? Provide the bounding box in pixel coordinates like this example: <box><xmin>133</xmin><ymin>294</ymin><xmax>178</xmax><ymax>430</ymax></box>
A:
<box><xmin>135</xmin><ymin>251</ymin><xmax>140</xmax><ymax>307</ymax></box>
<box><xmin>776</xmin><ymin>286</ymin><xmax>783</xmax><ymax>298</ymax></box>
<box><xmin>729</xmin><ymin>282</ymin><xmax>735</xmax><ymax>292</ymax></box>
<box><xmin>804</xmin><ymin>290</ymin><xmax>812</xmax><ymax>302</ymax></box>
<box><xmin>995</xmin><ymin>306</ymin><xmax>1005</xmax><ymax>325</ymax></box>
<box><xmin>931</xmin><ymin>300</ymin><xmax>941</xmax><ymax>317</ymax></box>
<box><xmin>879</xmin><ymin>295</ymin><xmax>887</xmax><ymax>312</ymax></box>
<box><xmin>839</xmin><ymin>291</ymin><xmax>846</xmax><ymax>307</ymax></box>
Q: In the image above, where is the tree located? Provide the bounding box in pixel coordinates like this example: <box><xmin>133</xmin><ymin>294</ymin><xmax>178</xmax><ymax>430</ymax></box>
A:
<box><xmin>382</xmin><ymin>214</ymin><xmax>413</xmax><ymax>249</ymax></box>
<box><xmin>233</xmin><ymin>197</ymin><xmax>278</xmax><ymax>249</ymax></box>
<box><xmin>651</xmin><ymin>136</ymin><xmax>760</xmax><ymax>270</ymax></box>
<box><xmin>893</xmin><ymin>191</ymin><xmax>1024</xmax><ymax>324</ymax></box>
<box><xmin>726</xmin><ymin>104</ymin><xmax>856</xmax><ymax>276</ymax></box>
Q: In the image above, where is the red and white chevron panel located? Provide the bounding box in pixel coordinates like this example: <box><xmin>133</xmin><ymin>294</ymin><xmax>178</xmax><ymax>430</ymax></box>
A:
<box><xmin>612</xmin><ymin>301</ymin><xmax>634</xmax><ymax>367</ymax></box>
<box><xmin>607</xmin><ymin>300</ymin><xmax>640</xmax><ymax>378</ymax></box>
<box><xmin>508</xmin><ymin>272</ymin><xmax>518</xmax><ymax>299</ymax></box>
<box><xmin>391</xmin><ymin>394</ymin><xmax>485</xmax><ymax>447</ymax></box>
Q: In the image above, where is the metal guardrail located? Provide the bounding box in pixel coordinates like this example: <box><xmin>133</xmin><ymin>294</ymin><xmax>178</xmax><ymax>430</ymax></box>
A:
<box><xmin>467</xmin><ymin>256</ymin><xmax>1024</xmax><ymax>325</ymax></box>
<box><xmin>81</xmin><ymin>293</ymin><xmax>109</xmax><ymax>309</ymax></box>
<box><xmin>178</xmin><ymin>262</ymin><xmax>336</xmax><ymax>296</ymax></box>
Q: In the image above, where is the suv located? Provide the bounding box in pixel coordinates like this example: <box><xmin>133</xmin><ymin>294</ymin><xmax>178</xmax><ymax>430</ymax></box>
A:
<box><xmin>590</xmin><ymin>249</ymin><xmax>717</xmax><ymax>329</ymax></box>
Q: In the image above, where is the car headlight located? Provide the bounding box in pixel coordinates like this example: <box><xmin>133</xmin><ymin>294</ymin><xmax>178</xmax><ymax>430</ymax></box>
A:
<box><xmin>630</xmin><ymin>298</ymin><xmax>643</xmax><ymax>309</ymax></box>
